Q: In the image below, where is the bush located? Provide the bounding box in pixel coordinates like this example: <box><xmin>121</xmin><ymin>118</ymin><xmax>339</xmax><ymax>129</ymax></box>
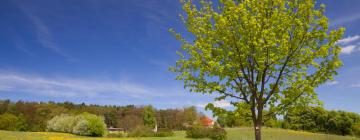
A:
<box><xmin>82</xmin><ymin>113</ymin><xmax>106</xmax><ymax>136</ymax></box>
<box><xmin>127</xmin><ymin>125</ymin><xmax>154</xmax><ymax>137</ymax></box>
<box><xmin>209</xmin><ymin>126</ymin><xmax>227</xmax><ymax>140</ymax></box>
<box><xmin>72</xmin><ymin>116</ymin><xmax>89</xmax><ymax>136</ymax></box>
<box><xmin>186</xmin><ymin>125</ymin><xmax>210</xmax><ymax>138</ymax></box>
<box><xmin>127</xmin><ymin>126</ymin><xmax>174</xmax><ymax>137</ymax></box>
<box><xmin>47</xmin><ymin>113</ymin><xmax>106</xmax><ymax>137</ymax></box>
<box><xmin>47</xmin><ymin>114</ymin><xmax>77</xmax><ymax>133</ymax></box>
<box><xmin>154</xmin><ymin>128</ymin><xmax>174</xmax><ymax>137</ymax></box>
<box><xmin>186</xmin><ymin>125</ymin><xmax>227</xmax><ymax>140</ymax></box>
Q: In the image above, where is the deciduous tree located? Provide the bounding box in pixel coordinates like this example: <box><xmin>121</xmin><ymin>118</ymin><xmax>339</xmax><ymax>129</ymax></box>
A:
<box><xmin>170</xmin><ymin>0</ymin><xmax>344</xmax><ymax>139</ymax></box>
<box><xmin>142</xmin><ymin>105</ymin><xmax>157</xmax><ymax>128</ymax></box>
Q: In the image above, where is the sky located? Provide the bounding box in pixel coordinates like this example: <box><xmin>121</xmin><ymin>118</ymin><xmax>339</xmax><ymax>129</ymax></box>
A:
<box><xmin>0</xmin><ymin>0</ymin><xmax>360</xmax><ymax>115</ymax></box>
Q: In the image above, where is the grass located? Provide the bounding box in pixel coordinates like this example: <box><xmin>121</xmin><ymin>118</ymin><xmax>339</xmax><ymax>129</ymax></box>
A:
<box><xmin>226</xmin><ymin>128</ymin><xmax>360</xmax><ymax>140</ymax></box>
<box><xmin>0</xmin><ymin>127</ymin><xmax>359</xmax><ymax>140</ymax></box>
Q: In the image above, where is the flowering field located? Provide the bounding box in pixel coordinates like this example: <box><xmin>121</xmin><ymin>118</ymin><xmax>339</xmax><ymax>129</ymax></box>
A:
<box><xmin>0</xmin><ymin>127</ymin><xmax>359</xmax><ymax>140</ymax></box>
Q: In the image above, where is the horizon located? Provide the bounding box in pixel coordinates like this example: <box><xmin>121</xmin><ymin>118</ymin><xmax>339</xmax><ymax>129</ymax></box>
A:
<box><xmin>1</xmin><ymin>0</ymin><xmax>360</xmax><ymax>117</ymax></box>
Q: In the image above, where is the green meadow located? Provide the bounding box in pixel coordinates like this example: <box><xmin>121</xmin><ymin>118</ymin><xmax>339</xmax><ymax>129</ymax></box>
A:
<box><xmin>0</xmin><ymin>127</ymin><xmax>359</xmax><ymax>140</ymax></box>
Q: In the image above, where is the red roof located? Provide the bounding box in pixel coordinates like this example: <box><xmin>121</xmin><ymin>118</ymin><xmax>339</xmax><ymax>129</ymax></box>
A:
<box><xmin>200</xmin><ymin>116</ymin><xmax>213</xmax><ymax>126</ymax></box>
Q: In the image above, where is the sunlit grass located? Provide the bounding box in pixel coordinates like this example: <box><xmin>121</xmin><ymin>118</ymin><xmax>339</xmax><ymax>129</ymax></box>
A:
<box><xmin>0</xmin><ymin>127</ymin><xmax>359</xmax><ymax>140</ymax></box>
<box><xmin>226</xmin><ymin>128</ymin><xmax>359</xmax><ymax>140</ymax></box>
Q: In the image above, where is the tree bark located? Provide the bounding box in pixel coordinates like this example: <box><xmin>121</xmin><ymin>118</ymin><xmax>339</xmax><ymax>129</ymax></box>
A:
<box><xmin>252</xmin><ymin>104</ymin><xmax>263</xmax><ymax>140</ymax></box>
<box><xmin>254</xmin><ymin>121</ymin><xmax>262</xmax><ymax>140</ymax></box>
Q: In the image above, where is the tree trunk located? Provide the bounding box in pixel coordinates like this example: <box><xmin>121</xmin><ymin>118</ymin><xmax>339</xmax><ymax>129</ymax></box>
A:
<box><xmin>254</xmin><ymin>122</ymin><xmax>261</xmax><ymax>140</ymax></box>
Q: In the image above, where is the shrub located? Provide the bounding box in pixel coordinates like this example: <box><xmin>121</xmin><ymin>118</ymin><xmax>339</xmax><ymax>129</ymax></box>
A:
<box><xmin>209</xmin><ymin>126</ymin><xmax>227</xmax><ymax>140</ymax></box>
<box><xmin>47</xmin><ymin>113</ymin><xmax>106</xmax><ymax>137</ymax></box>
<box><xmin>127</xmin><ymin>125</ymin><xmax>154</xmax><ymax>137</ymax></box>
<box><xmin>127</xmin><ymin>126</ymin><xmax>174</xmax><ymax>137</ymax></box>
<box><xmin>82</xmin><ymin>113</ymin><xmax>106</xmax><ymax>136</ymax></box>
<box><xmin>186</xmin><ymin>125</ymin><xmax>210</xmax><ymax>138</ymax></box>
<box><xmin>154</xmin><ymin>128</ymin><xmax>174</xmax><ymax>137</ymax></box>
<box><xmin>47</xmin><ymin>114</ymin><xmax>77</xmax><ymax>133</ymax></box>
<box><xmin>72</xmin><ymin>116</ymin><xmax>89</xmax><ymax>136</ymax></box>
<box><xmin>186</xmin><ymin>125</ymin><xmax>227</xmax><ymax>140</ymax></box>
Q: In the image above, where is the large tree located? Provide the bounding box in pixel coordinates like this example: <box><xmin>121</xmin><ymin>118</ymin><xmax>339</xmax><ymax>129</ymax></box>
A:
<box><xmin>170</xmin><ymin>0</ymin><xmax>344</xmax><ymax>139</ymax></box>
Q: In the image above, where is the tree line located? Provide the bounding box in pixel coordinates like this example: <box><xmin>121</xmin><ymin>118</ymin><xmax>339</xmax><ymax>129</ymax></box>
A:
<box><xmin>283</xmin><ymin>106</ymin><xmax>360</xmax><ymax>136</ymax></box>
<box><xmin>216</xmin><ymin>105</ymin><xmax>360</xmax><ymax>137</ymax></box>
<box><xmin>0</xmin><ymin>99</ymin><xmax>201</xmax><ymax>132</ymax></box>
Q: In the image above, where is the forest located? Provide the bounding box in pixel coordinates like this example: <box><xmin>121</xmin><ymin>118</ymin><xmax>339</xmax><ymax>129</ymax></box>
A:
<box><xmin>0</xmin><ymin>99</ymin><xmax>359</xmax><ymax>138</ymax></box>
<box><xmin>0</xmin><ymin>99</ymin><xmax>200</xmax><ymax>132</ymax></box>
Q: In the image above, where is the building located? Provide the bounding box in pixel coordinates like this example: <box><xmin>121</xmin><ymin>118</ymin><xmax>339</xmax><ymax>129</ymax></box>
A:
<box><xmin>200</xmin><ymin>116</ymin><xmax>214</xmax><ymax>127</ymax></box>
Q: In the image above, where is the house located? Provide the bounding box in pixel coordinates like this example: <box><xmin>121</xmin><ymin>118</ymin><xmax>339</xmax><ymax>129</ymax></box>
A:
<box><xmin>200</xmin><ymin>116</ymin><xmax>214</xmax><ymax>127</ymax></box>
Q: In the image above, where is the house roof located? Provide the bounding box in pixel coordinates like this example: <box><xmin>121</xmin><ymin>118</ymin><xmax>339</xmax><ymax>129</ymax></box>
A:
<box><xmin>200</xmin><ymin>116</ymin><xmax>213</xmax><ymax>126</ymax></box>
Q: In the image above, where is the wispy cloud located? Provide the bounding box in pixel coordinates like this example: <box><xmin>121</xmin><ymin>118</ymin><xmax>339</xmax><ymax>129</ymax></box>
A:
<box><xmin>341</xmin><ymin>45</ymin><xmax>358</xmax><ymax>54</ymax></box>
<box><xmin>337</xmin><ymin>35</ymin><xmax>360</xmax><ymax>45</ymax></box>
<box><xmin>13</xmin><ymin>35</ymin><xmax>33</xmax><ymax>56</ymax></box>
<box><xmin>16</xmin><ymin>2</ymin><xmax>74</xmax><ymax>61</ymax></box>
<box><xmin>0</xmin><ymin>71</ymin><xmax>155</xmax><ymax>98</ymax></box>
<box><xmin>134</xmin><ymin>0</ymin><xmax>177</xmax><ymax>44</ymax></box>
<box><xmin>197</xmin><ymin>100</ymin><xmax>231</xmax><ymax>108</ymax></box>
<box><xmin>331</xmin><ymin>13</ymin><xmax>360</xmax><ymax>26</ymax></box>
<box><xmin>326</xmin><ymin>81</ymin><xmax>339</xmax><ymax>86</ymax></box>
<box><xmin>337</xmin><ymin>35</ymin><xmax>360</xmax><ymax>55</ymax></box>
<box><xmin>214</xmin><ymin>100</ymin><xmax>231</xmax><ymax>107</ymax></box>
<box><xmin>28</xmin><ymin>15</ymin><xmax>66</xmax><ymax>55</ymax></box>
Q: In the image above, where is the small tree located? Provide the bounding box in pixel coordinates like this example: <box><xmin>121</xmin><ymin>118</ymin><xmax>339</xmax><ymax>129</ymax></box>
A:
<box><xmin>170</xmin><ymin>0</ymin><xmax>344</xmax><ymax>139</ymax></box>
<box><xmin>184</xmin><ymin>106</ymin><xmax>198</xmax><ymax>125</ymax></box>
<box><xmin>142</xmin><ymin>105</ymin><xmax>157</xmax><ymax>128</ymax></box>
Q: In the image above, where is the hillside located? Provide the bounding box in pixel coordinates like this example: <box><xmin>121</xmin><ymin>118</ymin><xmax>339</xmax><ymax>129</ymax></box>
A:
<box><xmin>0</xmin><ymin>127</ymin><xmax>359</xmax><ymax>140</ymax></box>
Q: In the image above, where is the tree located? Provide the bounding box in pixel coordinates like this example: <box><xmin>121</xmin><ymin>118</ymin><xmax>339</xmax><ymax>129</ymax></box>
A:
<box><xmin>0</xmin><ymin>113</ymin><xmax>27</xmax><ymax>131</ymax></box>
<box><xmin>104</xmin><ymin>111</ymin><xmax>117</xmax><ymax>127</ymax></box>
<box><xmin>327</xmin><ymin>111</ymin><xmax>354</xmax><ymax>136</ymax></box>
<box><xmin>0</xmin><ymin>99</ymin><xmax>10</xmax><ymax>114</ymax></box>
<box><xmin>284</xmin><ymin>106</ymin><xmax>326</xmax><ymax>132</ymax></box>
<box><xmin>118</xmin><ymin>114</ymin><xmax>143</xmax><ymax>131</ymax></box>
<box><xmin>142</xmin><ymin>106</ymin><xmax>157</xmax><ymax>128</ymax></box>
<box><xmin>170</xmin><ymin>0</ymin><xmax>344</xmax><ymax>139</ymax></box>
<box><xmin>184</xmin><ymin>106</ymin><xmax>198</xmax><ymax>125</ymax></box>
<box><xmin>284</xmin><ymin>106</ymin><xmax>360</xmax><ymax>136</ymax></box>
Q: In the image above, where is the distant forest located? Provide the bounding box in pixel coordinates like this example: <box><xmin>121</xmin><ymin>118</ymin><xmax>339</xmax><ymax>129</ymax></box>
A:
<box><xmin>0</xmin><ymin>99</ymin><xmax>201</xmax><ymax>132</ymax></box>
<box><xmin>1</xmin><ymin>99</ymin><xmax>359</xmax><ymax>137</ymax></box>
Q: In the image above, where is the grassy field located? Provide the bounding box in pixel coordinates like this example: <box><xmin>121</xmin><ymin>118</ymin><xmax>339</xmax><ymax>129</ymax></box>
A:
<box><xmin>0</xmin><ymin>127</ymin><xmax>359</xmax><ymax>140</ymax></box>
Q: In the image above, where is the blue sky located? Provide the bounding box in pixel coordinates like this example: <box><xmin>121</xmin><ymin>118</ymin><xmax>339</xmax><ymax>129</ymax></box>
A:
<box><xmin>0</xmin><ymin>0</ymin><xmax>360</xmax><ymax>115</ymax></box>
